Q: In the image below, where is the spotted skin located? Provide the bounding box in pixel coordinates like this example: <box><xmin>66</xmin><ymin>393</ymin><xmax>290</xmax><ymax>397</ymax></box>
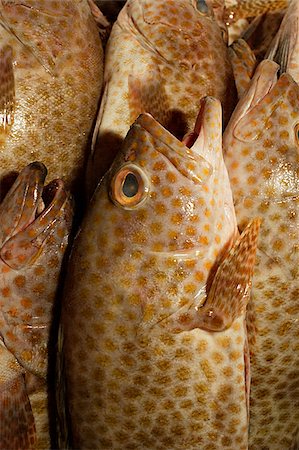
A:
<box><xmin>86</xmin><ymin>0</ymin><xmax>236</xmax><ymax>197</ymax></box>
<box><xmin>62</xmin><ymin>98</ymin><xmax>260</xmax><ymax>449</ymax></box>
<box><xmin>0</xmin><ymin>162</ymin><xmax>73</xmax><ymax>449</ymax></box>
<box><xmin>0</xmin><ymin>0</ymin><xmax>103</xmax><ymax>199</ymax></box>
<box><xmin>223</xmin><ymin>60</ymin><xmax>299</xmax><ymax>449</ymax></box>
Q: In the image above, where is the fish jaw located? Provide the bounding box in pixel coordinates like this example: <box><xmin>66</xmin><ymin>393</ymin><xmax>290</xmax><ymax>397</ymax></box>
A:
<box><xmin>224</xmin><ymin>60</ymin><xmax>299</xmax><ymax>205</ymax></box>
<box><xmin>0</xmin><ymin>162</ymin><xmax>73</xmax><ymax>378</ymax></box>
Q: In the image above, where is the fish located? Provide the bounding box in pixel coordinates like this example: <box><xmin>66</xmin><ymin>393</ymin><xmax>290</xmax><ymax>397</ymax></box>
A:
<box><xmin>86</xmin><ymin>0</ymin><xmax>236</xmax><ymax>197</ymax></box>
<box><xmin>0</xmin><ymin>162</ymin><xmax>73</xmax><ymax>449</ymax></box>
<box><xmin>61</xmin><ymin>97</ymin><xmax>260</xmax><ymax>449</ymax></box>
<box><xmin>266</xmin><ymin>0</ymin><xmax>299</xmax><ymax>82</ymax></box>
<box><xmin>0</xmin><ymin>0</ymin><xmax>104</xmax><ymax>200</ymax></box>
<box><xmin>223</xmin><ymin>59</ymin><xmax>299</xmax><ymax>449</ymax></box>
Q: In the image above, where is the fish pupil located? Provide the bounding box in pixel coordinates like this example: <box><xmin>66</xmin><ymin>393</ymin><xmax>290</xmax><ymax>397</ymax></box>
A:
<box><xmin>196</xmin><ymin>0</ymin><xmax>209</xmax><ymax>14</ymax></box>
<box><xmin>122</xmin><ymin>173</ymin><xmax>139</xmax><ymax>197</ymax></box>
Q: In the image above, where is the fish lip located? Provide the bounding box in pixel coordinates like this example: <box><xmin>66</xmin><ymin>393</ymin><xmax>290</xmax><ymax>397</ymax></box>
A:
<box><xmin>0</xmin><ymin>172</ymin><xmax>72</xmax><ymax>270</ymax></box>
<box><xmin>234</xmin><ymin>60</ymin><xmax>279</xmax><ymax>127</ymax></box>
<box><xmin>0</xmin><ymin>162</ymin><xmax>71</xmax><ymax>246</ymax></box>
<box><xmin>0</xmin><ymin>161</ymin><xmax>47</xmax><ymax>244</ymax></box>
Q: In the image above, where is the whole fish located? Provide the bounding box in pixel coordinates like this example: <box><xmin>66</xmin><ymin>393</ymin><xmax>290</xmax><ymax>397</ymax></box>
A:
<box><xmin>86</xmin><ymin>0</ymin><xmax>236</xmax><ymax>197</ymax></box>
<box><xmin>62</xmin><ymin>97</ymin><xmax>259</xmax><ymax>449</ymax></box>
<box><xmin>0</xmin><ymin>162</ymin><xmax>73</xmax><ymax>449</ymax></box>
<box><xmin>223</xmin><ymin>60</ymin><xmax>299</xmax><ymax>449</ymax></box>
<box><xmin>0</xmin><ymin>0</ymin><xmax>104</xmax><ymax>199</ymax></box>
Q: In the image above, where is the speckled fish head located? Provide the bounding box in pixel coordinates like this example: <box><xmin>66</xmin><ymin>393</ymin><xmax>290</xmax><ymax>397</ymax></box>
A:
<box><xmin>90</xmin><ymin>97</ymin><xmax>236</xmax><ymax>328</ymax></box>
<box><xmin>120</xmin><ymin>0</ymin><xmax>225</xmax><ymax>67</ymax></box>
<box><xmin>224</xmin><ymin>59</ymin><xmax>299</xmax><ymax>204</ymax></box>
<box><xmin>0</xmin><ymin>162</ymin><xmax>73</xmax><ymax>376</ymax></box>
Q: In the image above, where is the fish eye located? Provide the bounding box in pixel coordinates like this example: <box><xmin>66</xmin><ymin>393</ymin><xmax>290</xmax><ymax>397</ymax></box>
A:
<box><xmin>295</xmin><ymin>123</ymin><xmax>299</xmax><ymax>143</ymax></box>
<box><xmin>196</xmin><ymin>0</ymin><xmax>210</xmax><ymax>15</ymax></box>
<box><xmin>110</xmin><ymin>165</ymin><xmax>149</xmax><ymax>209</ymax></box>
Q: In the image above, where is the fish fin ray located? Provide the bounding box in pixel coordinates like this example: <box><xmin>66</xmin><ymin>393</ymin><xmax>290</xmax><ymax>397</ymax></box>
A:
<box><xmin>0</xmin><ymin>45</ymin><xmax>15</xmax><ymax>135</ymax></box>
<box><xmin>0</xmin><ymin>374</ymin><xmax>36</xmax><ymax>450</ymax></box>
<box><xmin>192</xmin><ymin>218</ymin><xmax>260</xmax><ymax>332</ymax></box>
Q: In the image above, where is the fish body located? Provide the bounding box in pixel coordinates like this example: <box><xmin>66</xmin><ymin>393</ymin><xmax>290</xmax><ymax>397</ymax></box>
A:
<box><xmin>223</xmin><ymin>60</ymin><xmax>299</xmax><ymax>449</ymax></box>
<box><xmin>0</xmin><ymin>0</ymin><xmax>103</xmax><ymax>198</ymax></box>
<box><xmin>86</xmin><ymin>0</ymin><xmax>236</xmax><ymax>196</ymax></box>
<box><xmin>0</xmin><ymin>162</ymin><xmax>73</xmax><ymax>449</ymax></box>
<box><xmin>62</xmin><ymin>98</ymin><xmax>259</xmax><ymax>449</ymax></box>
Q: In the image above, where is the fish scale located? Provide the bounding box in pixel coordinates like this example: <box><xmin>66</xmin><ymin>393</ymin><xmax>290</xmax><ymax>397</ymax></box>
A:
<box><xmin>62</xmin><ymin>97</ymin><xmax>260</xmax><ymax>449</ymax></box>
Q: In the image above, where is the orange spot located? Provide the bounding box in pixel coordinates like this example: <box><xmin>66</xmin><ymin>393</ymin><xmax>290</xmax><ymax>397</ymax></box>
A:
<box><xmin>204</xmin><ymin>261</ymin><xmax>212</xmax><ymax>271</ymax></box>
<box><xmin>2</xmin><ymin>286</ymin><xmax>10</xmax><ymax>297</ymax></box>
<box><xmin>199</xmin><ymin>236</ymin><xmax>209</xmax><ymax>246</ymax></box>
<box><xmin>20</xmin><ymin>297</ymin><xmax>32</xmax><ymax>309</ymax></box>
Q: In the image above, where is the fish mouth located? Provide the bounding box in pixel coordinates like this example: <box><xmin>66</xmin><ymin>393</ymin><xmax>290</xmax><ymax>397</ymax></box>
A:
<box><xmin>0</xmin><ymin>161</ymin><xmax>72</xmax><ymax>269</ymax></box>
<box><xmin>134</xmin><ymin>113</ymin><xmax>212</xmax><ymax>184</ymax></box>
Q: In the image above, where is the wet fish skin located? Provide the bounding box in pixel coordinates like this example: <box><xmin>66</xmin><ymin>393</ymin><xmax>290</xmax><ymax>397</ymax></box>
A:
<box><xmin>0</xmin><ymin>0</ymin><xmax>103</xmax><ymax>198</ymax></box>
<box><xmin>86</xmin><ymin>0</ymin><xmax>236</xmax><ymax>197</ymax></box>
<box><xmin>0</xmin><ymin>162</ymin><xmax>73</xmax><ymax>450</ymax></box>
<box><xmin>223</xmin><ymin>60</ymin><xmax>299</xmax><ymax>449</ymax></box>
<box><xmin>62</xmin><ymin>98</ymin><xmax>259</xmax><ymax>449</ymax></box>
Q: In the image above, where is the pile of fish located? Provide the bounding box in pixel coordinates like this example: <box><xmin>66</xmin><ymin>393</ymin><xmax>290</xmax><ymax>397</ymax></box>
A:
<box><xmin>0</xmin><ymin>1</ymin><xmax>298</xmax><ymax>449</ymax></box>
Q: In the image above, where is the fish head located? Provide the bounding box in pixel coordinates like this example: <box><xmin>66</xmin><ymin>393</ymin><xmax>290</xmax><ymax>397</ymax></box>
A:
<box><xmin>224</xmin><ymin>59</ymin><xmax>299</xmax><ymax>204</ymax></box>
<box><xmin>91</xmin><ymin>97</ymin><xmax>236</xmax><ymax>328</ymax></box>
<box><xmin>119</xmin><ymin>0</ymin><xmax>225</xmax><ymax>67</ymax></box>
<box><xmin>0</xmin><ymin>162</ymin><xmax>73</xmax><ymax>376</ymax></box>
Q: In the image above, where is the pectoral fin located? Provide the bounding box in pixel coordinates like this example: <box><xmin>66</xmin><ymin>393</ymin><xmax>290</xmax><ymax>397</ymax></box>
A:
<box><xmin>0</xmin><ymin>45</ymin><xmax>15</xmax><ymax>136</ymax></box>
<box><xmin>0</xmin><ymin>374</ymin><xmax>36</xmax><ymax>450</ymax></box>
<box><xmin>168</xmin><ymin>218</ymin><xmax>260</xmax><ymax>333</ymax></box>
<box><xmin>194</xmin><ymin>218</ymin><xmax>261</xmax><ymax>331</ymax></box>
